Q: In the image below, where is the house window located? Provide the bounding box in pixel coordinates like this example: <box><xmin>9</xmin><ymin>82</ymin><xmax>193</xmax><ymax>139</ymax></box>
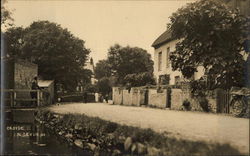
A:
<box><xmin>159</xmin><ymin>74</ymin><xmax>170</xmax><ymax>85</ymax></box>
<box><xmin>175</xmin><ymin>76</ymin><xmax>180</xmax><ymax>85</ymax></box>
<box><xmin>166</xmin><ymin>47</ymin><xmax>170</xmax><ymax>67</ymax></box>
<box><xmin>158</xmin><ymin>52</ymin><xmax>162</xmax><ymax>71</ymax></box>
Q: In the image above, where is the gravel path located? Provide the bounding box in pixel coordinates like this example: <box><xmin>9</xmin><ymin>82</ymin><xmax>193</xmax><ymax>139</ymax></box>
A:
<box><xmin>49</xmin><ymin>103</ymin><xmax>249</xmax><ymax>154</ymax></box>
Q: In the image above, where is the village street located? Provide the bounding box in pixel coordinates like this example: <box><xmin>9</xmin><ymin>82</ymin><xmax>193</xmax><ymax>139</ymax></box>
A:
<box><xmin>49</xmin><ymin>103</ymin><xmax>249</xmax><ymax>154</ymax></box>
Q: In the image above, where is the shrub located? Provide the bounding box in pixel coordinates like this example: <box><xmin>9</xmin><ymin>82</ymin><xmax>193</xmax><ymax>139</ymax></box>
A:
<box><xmin>36</xmin><ymin>109</ymin><xmax>241</xmax><ymax>155</ymax></box>
<box><xmin>182</xmin><ymin>99</ymin><xmax>191</xmax><ymax>111</ymax></box>
<box><xmin>198</xmin><ymin>97</ymin><xmax>210</xmax><ymax>112</ymax></box>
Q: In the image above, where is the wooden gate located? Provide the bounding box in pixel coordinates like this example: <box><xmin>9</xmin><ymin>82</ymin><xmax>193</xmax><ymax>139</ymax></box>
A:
<box><xmin>215</xmin><ymin>89</ymin><xmax>231</xmax><ymax>113</ymax></box>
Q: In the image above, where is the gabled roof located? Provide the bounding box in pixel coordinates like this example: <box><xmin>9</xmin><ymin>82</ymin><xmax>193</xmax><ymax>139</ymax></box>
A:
<box><xmin>152</xmin><ymin>30</ymin><xmax>174</xmax><ymax>49</ymax></box>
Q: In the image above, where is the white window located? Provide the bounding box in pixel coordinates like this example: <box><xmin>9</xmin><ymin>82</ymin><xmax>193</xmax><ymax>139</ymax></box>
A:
<box><xmin>166</xmin><ymin>47</ymin><xmax>170</xmax><ymax>68</ymax></box>
<box><xmin>175</xmin><ymin>76</ymin><xmax>180</xmax><ymax>85</ymax></box>
<box><xmin>158</xmin><ymin>52</ymin><xmax>162</xmax><ymax>71</ymax></box>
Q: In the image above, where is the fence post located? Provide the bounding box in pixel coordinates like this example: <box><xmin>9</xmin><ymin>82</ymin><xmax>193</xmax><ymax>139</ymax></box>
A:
<box><xmin>227</xmin><ymin>90</ymin><xmax>230</xmax><ymax>113</ymax></box>
<box><xmin>37</xmin><ymin>90</ymin><xmax>40</xmax><ymax>107</ymax></box>
<box><xmin>13</xmin><ymin>91</ymin><xmax>16</xmax><ymax>107</ymax></box>
<box><xmin>10</xmin><ymin>91</ymin><xmax>13</xmax><ymax>107</ymax></box>
<box><xmin>41</xmin><ymin>91</ymin><xmax>43</xmax><ymax>106</ymax></box>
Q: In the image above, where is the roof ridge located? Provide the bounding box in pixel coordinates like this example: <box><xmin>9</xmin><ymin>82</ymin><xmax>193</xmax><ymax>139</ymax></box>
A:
<box><xmin>152</xmin><ymin>29</ymin><xmax>174</xmax><ymax>49</ymax></box>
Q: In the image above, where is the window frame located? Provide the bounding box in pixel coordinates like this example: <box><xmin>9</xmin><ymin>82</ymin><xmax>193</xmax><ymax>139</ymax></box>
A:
<box><xmin>158</xmin><ymin>51</ymin><xmax>162</xmax><ymax>71</ymax></box>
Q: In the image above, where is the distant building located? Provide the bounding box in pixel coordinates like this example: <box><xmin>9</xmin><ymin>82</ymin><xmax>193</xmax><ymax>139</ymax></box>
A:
<box><xmin>38</xmin><ymin>80</ymin><xmax>55</xmax><ymax>104</ymax></box>
<box><xmin>151</xmin><ymin>30</ymin><xmax>204</xmax><ymax>85</ymax></box>
<box><xmin>152</xmin><ymin>0</ymin><xmax>250</xmax><ymax>85</ymax></box>
<box><xmin>2</xmin><ymin>58</ymin><xmax>38</xmax><ymax>106</ymax></box>
<box><xmin>3</xmin><ymin>58</ymin><xmax>38</xmax><ymax>90</ymax></box>
<box><xmin>76</xmin><ymin>58</ymin><xmax>97</xmax><ymax>92</ymax></box>
<box><xmin>84</xmin><ymin>57</ymin><xmax>97</xmax><ymax>85</ymax></box>
<box><xmin>84</xmin><ymin>57</ymin><xmax>94</xmax><ymax>73</ymax></box>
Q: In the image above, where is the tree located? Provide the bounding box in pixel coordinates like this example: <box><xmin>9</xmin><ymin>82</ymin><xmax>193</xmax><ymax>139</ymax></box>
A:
<box><xmin>94</xmin><ymin>60</ymin><xmax>112</xmax><ymax>80</ymax></box>
<box><xmin>96</xmin><ymin>77</ymin><xmax>112</xmax><ymax>96</ymax></box>
<box><xmin>124</xmin><ymin>72</ymin><xmax>155</xmax><ymax>87</ymax></box>
<box><xmin>5</xmin><ymin>21</ymin><xmax>90</xmax><ymax>91</ymax></box>
<box><xmin>94</xmin><ymin>59</ymin><xmax>114</xmax><ymax>96</ymax></box>
<box><xmin>107</xmin><ymin>44</ymin><xmax>154</xmax><ymax>86</ymax></box>
<box><xmin>1</xmin><ymin>0</ymin><xmax>13</xmax><ymax>29</ymax></box>
<box><xmin>168</xmin><ymin>0</ymin><xmax>247</xmax><ymax>89</ymax></box>
<box><xmin>4</xmin><ymin>27</ymin><xmax>25</xmax><ymax>58</ymax></box>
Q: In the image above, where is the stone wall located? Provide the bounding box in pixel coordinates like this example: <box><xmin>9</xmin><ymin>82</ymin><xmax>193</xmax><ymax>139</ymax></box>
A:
<box><xmin>170</xmin><ymin>88</ymin><xmax>217</xmax><ymax>112</ymax></box>
<box><xmin>123</xmin><ymin>90</ymin><xmax>132</xmax><ymax>106</ymax></box>
<box><xmin>14</xmin><ymin>59</ymin><xmax>38</xmax><ymax>89</ymax></box>
<box><xmin>170</xmin><ymin>89</ymin><xmax>187</xmax><ymax>110</ymax></box>
<box><xmin>138</xmin><ymin>89</ymin><xmax>146</xmax><ymax>106</ymax></box>
<box><xmin>112</xmin><ymin>87</ymin><xmax>146</xmax><ymax>106</ymax></box>
<box><xmin>112</xmin><ymin>87</ymin><xmax>123</xmax><ymax>105</ymax></box>
<box><xmin>131</xmin><ymin>88</ymin><xmax>139</xmax><ymax>106</ymax></box>
<box><xmin>112</xmin><ymin>87</ymin><xmax>217</xmax><ymax>112</ymax></box>
<box><xmin>14</xmin><ymin>59</ymin><xmax>38</xmax><ymax>101</ymax></box>
<box><xmin>148</xmin><ymin>89</ymin><xmax>168</xmax><ymax>108</ymax></box>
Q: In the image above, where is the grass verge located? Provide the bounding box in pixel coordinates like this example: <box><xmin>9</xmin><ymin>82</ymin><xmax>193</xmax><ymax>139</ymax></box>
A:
<box><xmin>36</xmin><ymin>108</ymin><xmax>241</xmax><ymax>156</ymax></box>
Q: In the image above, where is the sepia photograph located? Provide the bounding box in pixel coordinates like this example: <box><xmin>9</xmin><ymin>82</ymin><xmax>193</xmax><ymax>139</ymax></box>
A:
<box><xmin>1</xmin><ymin>0</ymin><xmax>249</xmax><ymax>155</ymax></box>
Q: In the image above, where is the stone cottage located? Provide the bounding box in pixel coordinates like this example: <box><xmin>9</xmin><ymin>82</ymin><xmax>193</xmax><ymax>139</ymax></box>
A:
<box><xmin>151</xmin><ymin>30</ymin><xmax>205</xmax><ymax>85</ymax></box>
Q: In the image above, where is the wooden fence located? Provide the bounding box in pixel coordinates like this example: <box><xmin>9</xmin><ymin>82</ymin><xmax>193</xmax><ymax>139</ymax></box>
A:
<box><xmin>215</xmin><ymin>89</ymin><xmax>231</xmax><ymax>113</ymax></box>
<box><xmin>2</xmin><ymin>89</ymin><xmax>49</xmax><ymax>108</ymax></box>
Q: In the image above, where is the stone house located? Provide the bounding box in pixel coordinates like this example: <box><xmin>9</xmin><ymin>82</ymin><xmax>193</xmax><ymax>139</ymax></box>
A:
<box><xmin>2</xmin><ymin>58</ymin><xmax>38</xmax><ymax>106</ymax></box>
<box><xmin>152</xmin><ymin>0</ymin><xmax>250</xmax><ymax>86</ymax></box>
<box><xmin>151</xmin><ymin>30</ymin><xmax>205</xmax><ymax>85</ymax></box>
<box><xmin>3</xmin><ymin>58</ymin><xmax>38</xmax><ymax>90</ymax></box>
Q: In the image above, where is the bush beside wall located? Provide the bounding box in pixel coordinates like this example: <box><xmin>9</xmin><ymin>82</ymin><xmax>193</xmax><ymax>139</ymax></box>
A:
<box><xmin>171</xmin><ymin>89</ymin><xmax>217</xmax><ymax>112</ymax></box>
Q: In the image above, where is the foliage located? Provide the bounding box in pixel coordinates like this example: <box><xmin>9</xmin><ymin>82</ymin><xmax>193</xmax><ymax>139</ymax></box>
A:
<box><xmin>182</xmin><ymin>99</ymin><xmax>191</xmax><ymax>111</ymax></box>
<box><xmin>4</xmin><ymin>21</ymin><xmax>91</xmax><ymax>91</ymax></box>
<box><xmin>1</xmin><ymin>0</ymin><xmax>13</xmax><ymax>28</ymax></box>
<box><xmin>78</xmin><ymin>69</ymin><xmax>93</xmax><ymax>88</ymax></box>
<box><xmin>96</xmin><ymin>77</ymin><xmax>112</xmax><ymax>96</ymax></box>
<box><xmin>190</xmin><ymin>79</ymin><xmax>211</xmax><ymax>112</ymax></box>
<box><xmin>168</xmin><ymin>0</ymin><xmax>247</xmax><ymax>89</ymax></box>
<box><xmin>124</xmin><ymin>72</ymin><xmax>155</xmax><ymax>87</ymax></box>
<box><xmin>94</xmin><ymin>44</ymin><xmax>155</xmax><ymax>91</ymax></box>
<box><xmin>107</xmin><ymin>44</ymin><xmax>154</xmax><ymax>86</ymax></box>
<box><xmin>198</xmin><ymin>97</ymin><xmax>210</xmax><ymax>112</ymax></box>
<box><xmin>94</xmin><ymin>60</ymin><xmax>112</xmax><ymax>80</ymax></box>
<box><xmin>190</xmin><ymin>79</ymin><xmax>207</xmax><ymax>97</ymax></box>
<box><xmin>38</xmin><ymin>109</ymin><xmax>242</xmax><ymax>155</ymax></box>
<box><xmin>4</xmin><ymin>27</ymin><xmax>25</xmax><ymax>58</ymax></box>
<box><xmin>84</xmin><ymin>83</ymin><xmax>97</xmax><ymax>93</ymax></box>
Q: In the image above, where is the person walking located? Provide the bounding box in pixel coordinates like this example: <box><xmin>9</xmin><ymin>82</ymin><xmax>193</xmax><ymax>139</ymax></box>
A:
<box><xmin>95</xmin><ymin>92</ymin><xmax>99</xmax><ymax>102</ymax></box>
<box><xmin>83</xmin><ymin>91</ymin><xmax>88</xmax><ymax>103</ymax></box>
<box><xmin>104</xmin><ymin>94</ymin><xmax>109</xmax><ymax>103</ymax></box>
<box><xmin>30</xmin><ymin>77</ymin><xmax>40</xmax><ymax>106</ymax></box>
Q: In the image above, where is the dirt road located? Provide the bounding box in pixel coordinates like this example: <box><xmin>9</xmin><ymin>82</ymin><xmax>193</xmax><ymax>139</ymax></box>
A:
<box><xmin>49</xmin><ymin>103</ymin><xmax>249</xmax><ymax>154</ymax></box>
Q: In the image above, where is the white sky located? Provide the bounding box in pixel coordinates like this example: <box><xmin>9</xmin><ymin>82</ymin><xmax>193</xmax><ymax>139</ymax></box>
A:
<box><xmin>6</xmin><ymin>0</ymin><xmax>194</xmax><ymax>64</ymax></box>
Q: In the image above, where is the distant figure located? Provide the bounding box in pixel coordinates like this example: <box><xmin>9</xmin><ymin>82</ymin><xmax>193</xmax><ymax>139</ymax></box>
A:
<box><xmin>57</xmin><ymin>97</ymin><xmax>61</xmax><ymax>106</ymax></box>
<box><xmin>99</xmin><ymin>95</ymin><xmax>103</xmax><ymax>103</ymax></box>
<box><xmin>104</xmin><ymin>94</ymin><xmax>108</xmax><ymax>103</ymax></box>
<box><xmin>95</xmin><ymin>92</ymin><xmax>99</xmax><ymax>102</ymax></box>
<box><xmin>30</xmin><ymin>77</ymin><xmax>40</xmax><ymax>105</ymax></box>
<box><xmin>83</xmin><ymin>91</ymin><xmax>88</xmax><ymax>103</ymax></box>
